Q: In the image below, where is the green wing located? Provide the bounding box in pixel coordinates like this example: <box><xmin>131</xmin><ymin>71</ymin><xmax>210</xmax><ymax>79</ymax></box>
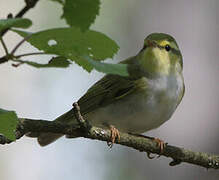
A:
<box><xmin>78</xmin><ymin>56</ymin><xmax>139</xmax><ymax>115</ymax></box>
<box><xmin>78</xmin><ymin>74</ymin><xmax>135</xmax><ymax>115</ymax></box>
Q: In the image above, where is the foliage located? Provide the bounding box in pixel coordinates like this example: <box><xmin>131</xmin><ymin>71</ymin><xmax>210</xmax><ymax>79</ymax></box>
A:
<box><xmin>0</xmin><ymin>18</ymin><xmax>32</xmax><ymax>33</ymax></box>
<box><xmin>0</xmin><ymin>0</ymin><xmax>129</xmax><ymax>140</ymax></box>
<box><xmin>62</xmin><ymin>0</ymin><xmax>100</xmax><ymax>31</ymax></box>
<box><xmin>0</xmin><ymin>109</ymin><xmax>18</xmax><ymax>140</ymax></box>
<box><xmin>13</xmin><ymin>28</ymin><xmax>119</xmax><ymax>71</ymax></box>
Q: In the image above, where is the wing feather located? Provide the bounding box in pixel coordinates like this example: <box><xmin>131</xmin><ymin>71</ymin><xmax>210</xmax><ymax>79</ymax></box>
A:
<box><xmin>78</xmin><ymin>74</ymin><xmax>136</xmax><ymax>115</ymax></box>
<box><xmin>77</xmin><ymin>56</ymin><xmax>144</xmax><ymax>115</ymax></box>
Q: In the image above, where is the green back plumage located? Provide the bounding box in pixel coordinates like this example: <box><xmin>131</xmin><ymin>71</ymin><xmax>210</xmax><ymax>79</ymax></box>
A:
<box><xmin>78</xmin><ymin>57</ymin><xmax>138</xmax><ymax>115</ymax></box>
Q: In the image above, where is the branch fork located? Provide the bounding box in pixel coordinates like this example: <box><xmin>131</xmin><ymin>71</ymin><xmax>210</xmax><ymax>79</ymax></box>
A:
<box><xmin>72</xmin><ymin>102</ymin><xmax>91</xmax><ymax>131</ymax></box>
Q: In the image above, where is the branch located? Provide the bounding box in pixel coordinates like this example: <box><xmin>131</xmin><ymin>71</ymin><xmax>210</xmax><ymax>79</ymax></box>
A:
<box><xmin>0</xmin><ymin>0</ymin><xmax>40</xmax><ymax>37</ymax></box>
<box><xmin>0</xmin><ymin>0</ymin><xmax>40</xmax><ymax>64</ymax></box>
<box><xmin>0</xmin><ymin>115</ymin><xmax>218</xmax><ymax>170</ymax></box>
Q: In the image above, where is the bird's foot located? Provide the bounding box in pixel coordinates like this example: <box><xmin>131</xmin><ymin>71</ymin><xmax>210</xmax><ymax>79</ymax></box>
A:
<box><xmin>107</xmin><ymin>125</ymin><xmax>120</xmax><ymax>148</ymax></box>
<box><xmin>128</xmin><ymin>133</ymin><xmax>166</xmax><ymax>157</ymax></box>
<box><xmin>154</xmin><ymin>137</ymin><xmax>165</xmax><ymax>154</ymax></box>
<box><xmin>145</xmin><ymin>137</ymin><xmax>166</xmax><ymax>159</ymax></box>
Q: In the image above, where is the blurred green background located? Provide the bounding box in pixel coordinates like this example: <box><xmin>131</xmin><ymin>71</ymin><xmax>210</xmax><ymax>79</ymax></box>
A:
<box><xmin>0</xmin><ymin>0</ymin><xmax>218</xmax><ymax>179</ymax></box>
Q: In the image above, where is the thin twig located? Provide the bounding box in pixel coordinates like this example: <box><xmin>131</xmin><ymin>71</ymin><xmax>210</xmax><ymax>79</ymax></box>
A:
<box><xmin>0</xmin><ymin>52</ymin><xmax>49</xmax><ymax>65</ymax></box>
<box><xmin>73</xmin><ymin>102</ymin><xmax>91</xmax><ymax>130</ymax></box>
<box><xmin>0</xmin><ymin>37</ymin><xmax>9</xmax><ymax>55</ymax></box>
<box><xmin>0</xmin><ymin>0</ymin><xmax>40</xmax><ymax>37</ymax></box>
<box><xmin>0</xmin><ymin>0</ymin><xmax>40</xmax><ymax>64</ymax></box>
<box><xmin>15</xmin><ymin>0</ymin><xmax>39</xmax><ymax>18</ymax></box>
<box><xmin>0</xmin><ymin>56</ymin><xmax>8</xmax><ymax>64</ymax></box>
<box><xmin>14</xmin><ymin>52</ymin><xmax>47</xmax><ymax>58</ymax></box>
<box><xmin>10</xmin><ymin>34</ymin><xmax>33</xmax><ymax>55</ymax></box>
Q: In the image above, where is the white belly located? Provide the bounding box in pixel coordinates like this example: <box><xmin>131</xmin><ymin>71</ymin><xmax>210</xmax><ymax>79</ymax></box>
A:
<box><xmin>87</xmin><ymin>74</ymin><xmax>184</xmax><ymax>133</ymax></box>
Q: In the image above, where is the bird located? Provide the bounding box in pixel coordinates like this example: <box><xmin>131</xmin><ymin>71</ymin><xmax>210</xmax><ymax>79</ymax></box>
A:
<box><xmin>37</xmin><ymin>33</ymin><xmax>185</xmax><ymax>149</ymax></box>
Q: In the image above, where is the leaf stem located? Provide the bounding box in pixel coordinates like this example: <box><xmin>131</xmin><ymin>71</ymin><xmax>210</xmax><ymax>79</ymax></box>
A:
<box><xmin>0</xmin><ymin>37</ymin><xmax>9</xmax><ymax>56</ymax></box>
<box><xmin>14</xmin><ymin>52</ymin><xmax>47</xmax><ymax>58</ymax></box>
<box><xmin>10</xmin><ymin>34</ymin><xmax>33</xmax><ymax>55</ymax></box>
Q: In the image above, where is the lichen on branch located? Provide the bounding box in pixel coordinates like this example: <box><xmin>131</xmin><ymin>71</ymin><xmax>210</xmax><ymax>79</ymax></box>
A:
<box><xmin>0</xmin><ymin>116</ymin><xmax>218</xmax><ymax>170</ymax></box>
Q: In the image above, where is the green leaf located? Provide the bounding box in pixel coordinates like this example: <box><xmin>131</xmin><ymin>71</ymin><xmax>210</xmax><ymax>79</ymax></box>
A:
<box><xmin>14</xmin><ymin>56</ymin><xmax>71</xmax><ymax>68</ymax></box>
<box><xmin>13</xmin><ymin>28</ymin><xmax>119</xmax><ymax>72</ymax></box>
<box><xmin>0</xmin><ymin>108</ymin><xmax>18</xmax><ymax>141</ymax></box>
<box><xmin>0</xmin><ymin>18</ymin><xmax>32</xmax><ymax>34</ymax></box>
<box><xmin>62</xmin><ymin>0</ymin><xmax>100</xmax><ymax>31</ymax></box>
<box><xmin>83</xmin><ymin>55</ymin><xmax>128</xmax><ymax>76</ymax></box>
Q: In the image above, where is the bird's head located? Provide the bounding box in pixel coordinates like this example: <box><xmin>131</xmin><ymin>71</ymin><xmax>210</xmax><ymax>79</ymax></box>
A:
<box><xmin>137</xmin><ymin>33</ymin><xmax>183</xmax><ymax>77</ymax></box>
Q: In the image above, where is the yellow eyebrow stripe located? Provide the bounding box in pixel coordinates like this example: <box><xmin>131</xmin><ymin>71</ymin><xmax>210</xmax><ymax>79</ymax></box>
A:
<box><xmin>158</xmin><ymin>40</ymin><xmax>170</xmax><ymax>47</ymax></box>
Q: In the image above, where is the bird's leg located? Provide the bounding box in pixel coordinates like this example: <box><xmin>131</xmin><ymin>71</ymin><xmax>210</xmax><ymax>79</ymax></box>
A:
<box><xmin>107</xmin><ymin>125</ymin><xmax>120</xmax><ymax>148</ymax></box>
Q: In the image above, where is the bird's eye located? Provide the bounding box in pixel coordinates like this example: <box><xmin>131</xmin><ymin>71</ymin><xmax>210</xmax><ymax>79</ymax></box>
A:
<box><xmin>165</xmin><ymin>45</ymin><xmax>171</xmax><ymax>51</ymax></box>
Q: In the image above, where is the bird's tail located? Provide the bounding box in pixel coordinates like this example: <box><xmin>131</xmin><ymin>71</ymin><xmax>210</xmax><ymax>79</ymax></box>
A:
<box><xmin>37</xmin><ymin>109</ymin><xmax>76</xmax><ymax>146</ymax></box>
<box><xmin>38</xmin><ymin>132</ymin><xmax>63</xmax><ymax>146</ymax></box>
